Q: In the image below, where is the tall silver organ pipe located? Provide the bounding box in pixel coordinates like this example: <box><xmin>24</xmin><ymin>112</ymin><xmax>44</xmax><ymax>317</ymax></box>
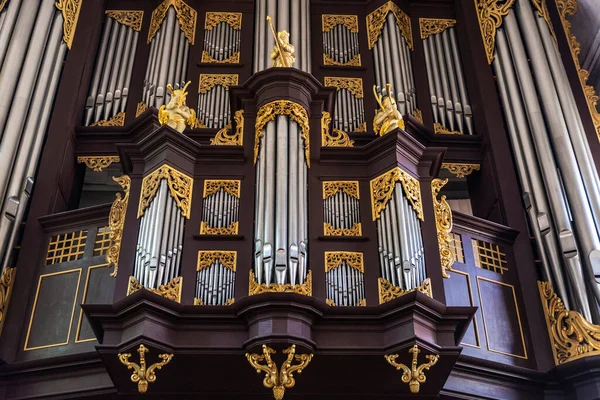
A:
<box><xmin>322</xmin><ymin>15</ymin><xmax>360</xmax><ymax>66</ymax></box>
<box><xmin>491</xmin><ymin>0</ymin><xmax>600</xmax><ymax>322</ymax></box>
<box><xmin>0</xmin><ymin>3</ymin><xmax>67</xmax><ymax>271</ymax></box>
<box><xmin>84</xmin><ymin>12</ymin><xmax>141</xmax><ymax>126</ymax></box>
<box><xmin>197</xmin><ymin>74</ymin><xmax>238</xmax><ymax>129</ymax></box>
<box><xmin>325</xmin><ymin>252</ymin><xmax>365</xmax><ymax>306</ymax></box>
<box><xmin>323</xmin><ymin>182</ymin><xmax>361</xmax><ymax>236</ymax></box>
<box><xmin>420</xmin><ymin>20</ymin><xmax>473</xmax><ymax>134</ymax></box>
<box><xmin>253</xmin><ymin>0</ymin><xmax>311</xmax><ymax>72</ymax></box>
<box><xmin>201</xmin><ymin>13</ymin><xmax>242</xmax><ymax>64</ymax></box>
<box><xmin>254</xmin><ymin>112</ymin><xmax>308</xmax><ymax>286</ymax></box>
<box><xmin>196</xmin><ymin>252</ymin><xmax>236</xmax><ymax>306</ymax></box>
<box><xmin>200</xmin><ymin>180</ymin><xmax>240</xmax><ymax>234</ymax></box>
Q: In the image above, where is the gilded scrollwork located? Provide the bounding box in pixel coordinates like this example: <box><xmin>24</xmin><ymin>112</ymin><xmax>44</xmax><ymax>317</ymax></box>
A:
<box><xmin>530</xmin><ymin>0</ymin><xmax>556</xmax><ymax>40</ymax></box>
<box><xmin>321</xmin><ymin>111</ymin><xmax>354</xmax><ymax>147</ymax></box>
<box><xmin>77</xmin><ymin>156</ymin><xmax>120</xmax><ymax>172</ymax></box>
<box><xmin>55</xmin><ymin>0</ymin><xmax>82</xmax><ymax>49</ymax></box>
<box><xmin>254</xmin><ymin>100</ymin><xmax>310</xmax><ymax>167</ymax></box>
<box><xmin>203</xmin><ymin>180</ymin><xmax>240</xmax><ymax>198</ymax></box>
<box><xmin>538</xmin><ymin>281</ymin><xmax>600</xmax><ymax>365</ymax></box>
<box><xmin>441</xmin><ymin>163</ymin><xmax>481</xmax><ymax>178</ymax></box>
<box><xmin>323</xmin><ymin>52</ymin><xmax>362</xmax><ymax>67</ymax></box>
<box><xmin>201</xmin><ymin>50</ymin><xmax>240</xmax><ymax>64</ymax></box>
<box><xmin>118</xmin><ymin>344</ymin><xmax>173</xmax><ymax>393</ymax></box>
<box><xmin>0</xmin><ymin>0</ymin><xmax>7</xmax><ymax>12</ymax></box>
<box><xmin>90</xmin><ymin>112</ymin><xmax>125</xmax><ymax>127</ymax></box>
<box><xmin>211</xmin><ymin>110</ymin><xmax>244</xmax><ymax>146</ymax></box>
<box><xmin>136</xmin><ymin>102</ymin><xmax>148</xmax><ymax>117</ymax></box>
<box><xmin>200</xmin><ymin>221</ymin><xmax>239</xmax><ymax>235</ymax></box>
<box><xmin>204</xmin><ymin>11</ymin><xmax>242</xmax><ymax>30</ymax></box>
<box><xmin>378</xmin><ymin>277</ymin><xmax>432</xmax><ymax>304</ymax></box>
<box><xmin>0</xmin><ymin>267</ymin><xmax>16</xmax><ymax>335</ymax></box>
<box><xmin>324</xmin><ymin>77</ymin><xmax>364</xmax><ymax>98</ymax></box>
<box><xmin>413</xmin><ymin>108</ymin><xmax>423</xmax><ymax>124</ymax></box>
<box><xmin>322</xmin><ymin>14</ymin><xmax>359</xmax><ymax>33</ymax></box>
<box><xmin>127</xmin><ymin>276</ymin><xmax>183</xmax><ymax>303</ymax></box>
<box><xmin>198</xmin><ymin>74</ymin><xmax>239</xmax><ymax>94</ymax></box>
<box><xmin>148</xmin><ymin>0</ymin><xmax>197</xmax><ymax>45</ymax></box>
<box><xmin>325</xmin><ymin>251</ymin><xmax>364</xmax><ymax>273</ymax></box>
<box><xmin>324</xmin><ymin>222</ymin><xmax>362</xmax><ymax>236</ymax></box>
<box><xmin>432</xmin><ymin>179</ymin><xmax>454</xmax><ymax>278</ymax></box>
<box><xmin>434</xmin><ymin>122</ymin><xmax>462</xmax><ymax>135</ymax></box>
<box><xmin>419</xmin><ymin>18</ymin><xmax>456</xmax><ymax>39</ymax></box>
<box><xmin>137</xmin><ymin>164</ymin><xmax>193</xmax><ymax>219</ymax></box>
<box><xmin>323</xmin><ymin>181</ymin><xmax>359</xmax><ymax>200</ymax></box>
<box><xmin>106</xmin><ymin>175</ymin><xmax>130</xmax><ymax>277</ymax></box>
<box><xmin>249</xmin><ymin>270</ymin><xmax>312</xmax><ymax>296</ymax></box>
<box><xmin>385</xmin><ymin>345</ymin><xmax>439</xmax><ymax>394</ymax></box>
<box><xmin>370</xmin><ymin>167</ymin><xmax>423</xmax><ymax>221</ymax></box>
<box><xmin>197</xmin><ymin>250</ymin><xmax>237</xmax><ymax>272</ymax></box>
<box><xmin>366</xmin><ymin>1</ymin><xmax>413</xmax><ymax>50</ymax></box>
<box><xmin>473</xmin><ymin>0</ymin><xmax>516</xmax><ymax>64</ymax></box>
<box><xmin>106</xmin><ymin>10</ymin><xmax>144</xmax><ymax>31</ymax></box>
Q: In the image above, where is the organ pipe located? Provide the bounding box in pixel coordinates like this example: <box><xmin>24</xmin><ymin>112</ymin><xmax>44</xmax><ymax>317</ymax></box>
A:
<box><xmin>325</xmin><ymin>77</ymin><xmax>366</xmax><ymax>132</ymax></box>
<box><xmin>196</xmin><ymin>251</ymin><xmax>236</xmax><ymax>306</ymax></box>
<box><xmin>201</xmin><ymin>180</ymin><xmax>240</xmax><ymax>235</ymax></box>
<box><xmin>202</xmin><ymin>12</ymin><xmax>242</xmax><ymax>64</ymax></box>
<box><xmin>197</xmin><ymin>74</ymin><xmax>238</xmax><ymax>129</ymax></box>
<box><xmin>322</xmin><ymin>15</ymin><xmax>360</xmax><ymax>66</ymax></box>
<box><xmin>325</xmin><ymin>252</ymin><xmax>365</xmax><ymax>306</ymax></box>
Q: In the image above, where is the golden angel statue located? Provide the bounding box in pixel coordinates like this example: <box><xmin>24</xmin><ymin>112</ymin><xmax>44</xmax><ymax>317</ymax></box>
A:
<box><xmin>373</xmin><ymin>84</ymin><xmax>405</xmax><ymax>136</ymax></box>
<box><xmin>267</xmin><ymin>16</ymin><xmax>295</xmax><ymax>68</ymax></box>
<box><xmin>158</xmin><ymin>81</ymin><xmax>197</xmax><ymax>133</ymax></box>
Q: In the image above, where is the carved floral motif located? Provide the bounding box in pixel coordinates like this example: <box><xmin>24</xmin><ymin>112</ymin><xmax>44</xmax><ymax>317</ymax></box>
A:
<box><xmin>138</xmin><ymin>164</ymin><xmax>193</xmax><ymax>219</ymax></box>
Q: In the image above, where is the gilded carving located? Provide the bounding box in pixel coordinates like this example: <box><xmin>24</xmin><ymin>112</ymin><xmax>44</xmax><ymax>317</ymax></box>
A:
<box><xmin>136</xmin><ymin>101</ymin><xmax>148</xmax><ymax>117</ymax></box>
<box><xmin>211</xmin><ymin>110</ymin><xmax>244</xmax><ymax>146</ymax></box>
<box><xmin>370</xmin><ymin>167</ymin><xmax>423</xmax><ymax>221</ymax></box>
<box><xmin>138</xmin><ymin>164</ymin><xmax>193</xmax><ymax>219</ymax></box>
<box><xmin>434</xmin><ymin>122</ymin><xmax>462</xmax><ymax>135</ymax></box>
<box><xmin>321</xmin><ymin>111</ymin><xmax>354</xmax><ymax>147</ymax></box>
<box><xmin>254</xmin><ymin>100</ymin><xmax>310</xmax><ymax>166</ymax></box>
<box><xmin>366</xmin><ymin>1</ymin><xmax>413</xmax><ymax>50</ymax></box>
<box><xmin>378</xmin><ymin>277</ymin><xmax>432</xmax><ymax>304</ymax></box>
<box><xmin>413</xmin><ymin>108</ymin><xmax>423</xmax><ymax>124</ymax></box>
<box><xmin>385</xmin><ymin>345</ymin><xmax>439</xmax><ymax>394</ymax></box>
<box><xmin>323</xmin><ymin>181</ymin><xmax>359</xmax><ymax>200</ymax></box>
<box><xmin>322</xmin><ymin>14</ymin><xmax>359</xmax><ymax>33</ymax></box>
<box><xmin>326</xmin><ymin>298</ymin><xmax>336</xmax><ymax>306</ymax></box>
<box><xmin>323</xmin><ymin>52</ymin><xmax>362</xmax><ymax>67</ymax></box>
<box><xmin>538</xmin><ymin>281</ymin><xmax>600</xmax><ymax>365</ymax></box>
<box><xmin>90</xmin><ymin>112</ymin><xmax>125</xmax><ymax>127</ymax></box>
<box><xmin>268</xmin><ymin>16</ymin><xmax>295</xmax><ymax>68</ymax></box>
<box><xmin>201</xmin><ymin>50</ymin><xmax>240</xmax><ymax>64</ymax></box>
<box><xmin>197</xmin><ymin>250</ymin><xmax>236</xmax><ymax>272</ymax></box>
<box><xmin>118</xmin><ymin>344</ymin><xmax>173</xmax><ymax>393</ymax></box>
<box><xmin>77</xmin><ymin>156</ymin><xmax>120</xmax><ymax>172</ymax></box>
<box><xmin>473</xmin><ymin>0</ymin><xmax>516</xmax><ymax>64</ymax></box>
<box><xmin>324</xmin><ymin>77</ymin><xmax>364</xmax><ymax>98</ymax></box>
<box><xmin>55</xmin><ymin>0</ymin><xmax>82</xmax><ymax>49</ymax></box>
<box><xmin>106</xmin><ymin>175</ymin><xmax>131</xmax><ymax>277</ymax></box>
<box><xmin>0</xmin><ymin>267</ymin><xmax>16</xmax><ymax>335</ymax></box>
<box><xmin>204</xmin><ymin>11</ymin><xmax>242</xmax><ymax>30</ymax></box>
<box><xmin>441</xmin><ymin>163</ymin><xmax>481</xmax><ymax>178</ymax></box>
<box><xmin>530</xmin><ymin>0</ymin><xmax>556</xmax><ymax>40</ymax></box>
<box><xmin>324</xmin><ymin>222</ymin><xmax>362</xmax><ymax>236</ymax></box>
<box><xmin>373</xmin><ymin>84</ymin><xmax>405</xmax><ymax>135</ymax></box>
<box><xmin>432</xmin><ymin>179</ymin><xmax>454</xmax><ymax>278</ymax></box>
<box><xmin>325</xmin><ymin>251</ymin><xmax>364</xmax><ymax>273</ymax></box>
<box><xmin>203</xmin><ymin>180</ymin><xmax>240</xmax><ymax>198</ymax></box>
<box><xmin>158</xmin><ymin>81</ymin><xmax>196</xmax><ymax>132</ymax></box>
<box><xmin>148</xmin><ymin>0</ymin><xmax>197</xmax><ymax>45</ymax></box>
<box><xmin>198</xmin><ymin>74</ymin><xmax>239</xmax><ymax>94</ymax></box>
<box><xmin>106</xmin><ymin>10</ymin><xmax>144</xmax><ymax>31</ymax></box>
<box><xmin>245</xmin><ymin>345</ymin><xmax>313</xmax><ymax>400</ymax></box>
<box><xmin>0</xmin><ymin>0</ymin><xmax>7</xmax><ymax>12</ymax></box>
<box><xmin>200</xmin><ymin>221</ymin><xmax>239</xmax><ymax>235</ymax></box>
<box><xmin>419</xmin><ymin>18</ymin><xmax>456</xmax><ymax>39</ymax></box>
<box><xmin>249</xmin><ymin>270</ymin><xmax>312</xmax><ymax>296</ymax></box>
<box><xmin>127</xmin><ymin>276</ymin><xmax>183</xmax><ymax>303</ymax></box>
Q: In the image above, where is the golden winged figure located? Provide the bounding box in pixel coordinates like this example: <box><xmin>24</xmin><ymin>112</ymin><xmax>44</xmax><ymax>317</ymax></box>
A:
<box><xmin>158</xmin><ymin>81</ymin><xmax>197</xmax><ymax>133</ymax></box>
<box><xmin>373</xmin><ymin>84</ymin><xmax>404</xmax><ymax>136</ymax></box>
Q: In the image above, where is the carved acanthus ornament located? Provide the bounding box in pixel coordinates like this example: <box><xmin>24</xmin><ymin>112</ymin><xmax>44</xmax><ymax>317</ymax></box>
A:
<box><xmin>434</xmin><ymin>122</ymin><xmax>462</xmax><ymax>135</ymax></box>
<box><xmin>106</xmin><ymin>10</ymin><xmax>144</xmax><ymax>31</ymax></box>
<box><xmin>77</xmin><ymin>156</ymin><xmax>120</xmax><ymax>172</ymax></box>
<box><xmin>378</xmin><ymin>277</ymin><xmax>432</xmax><ymax>304</ymax></box>
<box><xmin>136</xmin><ymin>102</ymin><xmax>148</xmax><ymax>117</ymax></box>
<box><xmin>432</xmin><ymin>179</ymin><xmax>454</xmax><ymax>278</ymax></box>
<box><xmin>356</xmin><ymin>122</ymin><xmax>367</xmax><ymax>132</ymax></box>
<box><xmin>538</xmin><ymin>281</ymin><xmax>600</xmax><ymax>365</ymax></box>
<box><xmin>254</xmin><ymin>100</ymin><xmax>310</xmax><ymax>166</ymax></box>
<box><xmin>198</xmin><ymin>74</ymin><xmax>239</xmax><ymax>94</ymax></box>
<box><xmin>203</xmin><ymin>180</ymin><xmax>240</xmax><ymax>198</ymax></box>
<box><xmin>211</xmin><ymin>110</ymin><xmax>244</xmax><ymax>146</ymax></box>
<box><xmin>118</xmin><ymin>344</ymin><xmax>174</xmax><ymax>393</ymax></box>
<box><xmin>323</xmin><ymin>53</ymin><xmax>362</xmax><ymax>67</ymax></box>
<box><xmin>324</xmin><ymin>77</ymin><xmax>364</xmax><ymax>98</ymax></box>
<box><xmin>321</xmin><ymin>112</ymin><xmax>354</xmax><ymax>147</ymax></box>
<box><xmin>200</xmin><ymin>221</ymin><xmax>239</xmax><ymax>235</ymax></box>
<box><xmin>366</xmin><ymin>1</ymin><xmax>413</xmax><ymax>50</ymax></box>
<box><xmin>90</xmin><ymin>112</ymin><xmax>125</xmax><ymax>127</ymax></box>
<box><xmin>413</xmin><ymin>108</ymin><xmax>424</xmax><ymax>123</ymax></box>
<box><xmin>148</xmin><ymin>0</ymin><xmax>197</xmax><ymax>44</ymax></box>
<box><xmin>205</xmin><ymin>11</ymin><xmax>242</xmax><ymax>30</ymax></box>
<box><xmin>246</xmin><ymin>345</ymin><xmax>313</xmax><ymax>400</ymax></box>
<box><xmin>197</xmin><ymin>251</ymin><xmax>236</xmax><ymax>272</ymax></box>
<box><xmin>0</xmin><ymin>0</ymin><xmax>7</xmax><ymax>12</ymax></box>
<box><xmin>322</xmin><ymin>14</ymin><xmax>359</xmax><ymax>33</ymax></box>
<box><xmin>323</xmin><ymin>181</ymin><xmax>359</xmax><ymax>200</ymax></box>
<box><xmin>127</xmin><ymin>276</ymin><xmax>183</xmax><ymax>303</ymax></box>
<box><xmin>0</xmin><ymin>267</ymin><xmax>16</xmax><ymax>335</ymax></box>
<box><xmin>530</xmin><ymin>0</ymin><xmax>556</xmax><ymax>40</ymax></box>
<box><xmin>249</xmin><ymin>270</ymin><xmax>312</xmax><ymax>296</ymax></box>
<box><xmin>325</xmin><ymin>251</ymin><xmax>364</xmax><ymax>273</ymax></box>
<box><xmin>324</xmin><ymin>222</ymin><xmax>362</xmax><ymax>236</ymax></box>
<box><xmin>326</xmin><ymin>299</ymin><xmax>336</xmax><ymax>306</ymax></box>
<box><xmin>55</xmin><ymin>0</ymin><xmax>82</xmax><ymax>49</ymax></box>
<box><xmin>385</xmin><ymin>345</ymin><xmax>439</xmax><ymax>394</ymax></box>
<box><xmin>370</xmin><ymin>167</ymin><xmax>424</xmax><ymax>221</ymax></box>
<box><xmin>419</xmin><ymin>18</ymin><xmax>456</xmax><ymax>39</ymax></box>
<box><xmin>556</xmin><ymin>0</ymin><xmax>600</xmax><ymax>141</ymax></box>
<box><xmin>138</xmin><ymin>164</ymin><xmax>193</xmax><ymax>219</ymax></box>
<box><xmin>474</xmin><ymin>0</ymin><xmax>515</xmax><ymax>64</ymax></box>
<box><xmin>441</xmin><ymin>163</ymin><xmax>481</xmax><ymax>178</ymax></box>
<box><xmin>106</xmin><ymin>176</ymin><xmax>130</xmax><ymax>277</ymax></box>
<box><xmin>201</xmin><ymin>50</ymin><xmax>240</xmax><ymax>64</ymax></box>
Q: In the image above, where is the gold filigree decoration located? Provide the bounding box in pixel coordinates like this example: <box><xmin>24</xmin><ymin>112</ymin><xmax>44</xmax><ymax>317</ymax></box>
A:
<box><xmin>324</xmin><ymin>222</ymin><xmax>362</xmax><ymax>236</ymax></box>
<box><xmin>419</xmin><ymin>18</ymin><xmax>456</xmax><ymax>39</ymax></box>
<box><xmin>77</xmin><ymin>156</ymin><xmax>120</xmax><ymax>172</ymax></box>
<box><xmin>246</xmin><ymin>345</ymin><xmax>313</xmax><ymax>400</ymax></box>
<box><xmin>90</xmin><ymin>111</ymin><xmax>125</xmax><ymax>127</ymax></box>
<box><xmin>434</xmin><ymin>122</ymin><xmax>462</xmax><ymax>134</ymax></box>
<box><xmin>198</xmin><ymin>74</ymin><xmax>239</xmax><ymax>94</ymax></box>
<box><xmin>324</xmin><ymin>77</ymin><xmax>364</xmax><ymax>98</ymax></box>
<box><xmin>249</xmin><ymin>270</ymin><xmax>312</xmax><ymax>296</ymax></box>
<box><xmin>370</xmin><ymin>167</ymin><xmax>423</xmax><ymax>221</ymax></box>
<box><xmin>254</xmin><ymin>100</ymin><xmax>310</xmax><ymax>167</ymax></box>
<box><xmin>531</xmin><ymin>0</ymin><xmax>556</xmax><ymax>41</ymax></box>
<box><xmin>200</xmin><ymin>221</ymin><xmax>239</xmax><ymax>235</ymax></box>
<box><xmin>378</xmin><ymin>277</ymin><xmax>432</xmax><ymax>304</ymax></box>
<box><xmin>0</xmin><ymin>0</ymin><xmax>7</xmax><ymax>12</ymax></box>
<box><xmin>441</xmin><ymin>163</ymin><xmax>481</xmax><ymax>178</ymax></box>
<box><xmin>557</xmin><ymin>0</ymin><xmax>600</xmax><ymax>141</ymax></box>
<box><xmin>323</xmin><ymin>52</ymin><xmax>362</xmax><ymax>67</ymax></box>
<box><xmin>356</xmin><ymin>122</ymin><xmax>367</xmax><ymax>132</ymax></box>
<box><xmin>127</xmin><ymin>276</ymin><xmax>183</xmax><ymax>303</ymax></box>
<box><xmin>432</xmin><ymin>179</ymin><xmax>454</xmax><ymax>278</ymax></box>
<box><xmin>106</xmin><ymin>175</ymin><xmax>130</xmax><ymax>277</ymax></box>
<box><xmin>205</xmin><ymin>11</ymin><xmax>242</xmax><ymax>30</ymax></box>
<box><xmin>538</xmin><ymin>281</ymin><xmax>600</xmax><ymax>365</ymax></box>
<box><xmin>136</xmin><ymin>102</ymin><xmax>148</xmax><ymax>117</ymax></box>
<box><xmin>203</xmin><ymin>179</ymin><xmax>240</xmax><ymax>198</ymax></box>
<box><xmin>323</xmin><ymin>181</ymin><xmax>359</xmax><ymax>200</ymax></box>
<box><xmin>194</xmin><ymin>119</ymin><xmax>207</xmax><ymax>128</ymax></box>
<box><xmin>197</xmin><ymin>250</ymin><xmax>237</xmax><ymax>272</ymax></box>
<box><xmin>326</xmin><ymin>298</ymin><xmax>336</xmax><ymax>306</ymax></box>
<box><xmin>118</xmin><ymin>344</ymin><xmax>173</xmax><ymax>394</ymax></box>
<box><xmin>55</xmin><ymin>0</ymin><xmax>82</xmax><ymax>49</ymax></box>
<box><xmin>325</xmin><ymin>251</ymin><xmax>364</xmax><ymax>273</ymax></box>
<box><xmin>0</xmin><ymin>267</ymin><xmax>16</xmax><ymax>335</ymax></box>
<box><xmin>106</xmin><ymin>10</ymin><xmax>144</xmax><ymax>31</ymax></box>
<box><xmin>195</xmin><ymin>297</ymin><xmax>235</xmax><ymax>306</ymax></box>
<box><xmin>366</xmin><ymin>1</ymin><xmax>413</xmax><ymax>50</ymax></box>
<box><xmin>413</xmin><ymin>108</ymin><xmax>423</xmax><ymax>123</ymax></box>
<box><xmin>322</xmin><ymin>14</ymin><xmax>359</xmax><ymax>32</ymax></box>
<box><xmin>473</xmin><ymin>0</ymin><xmax>516</xmax><ymax>64</ymax></box>
<box><xmin>321</xmin><ymin>111</ymin><xmax>354</xmax><ymax>147</ymax></box>
<box><xmin>211</xmin><ymin>110</ymin><xmax>244</xmax><ymax>146</ymax></box>
<box><xmin>385</xmin><ymin>345</ymin><xmax>440</xmax><ymax>394</ymax></box>
<box><xmin>202</xmin><ymin>50</ymin><xmax>240</xmax><ymax>64</ymax></box>
<box><xmin>138</xmin><ymin>164</ymin><xmax>193</xmax><ymax>219</ymax></box>
<box><xmin>148</xmin><ymin>0</ymin><xmax>197</xmax><ymax>44</ymax></box>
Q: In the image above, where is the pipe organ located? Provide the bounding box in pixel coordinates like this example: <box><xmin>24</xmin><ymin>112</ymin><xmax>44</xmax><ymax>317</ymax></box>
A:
<box><xmin>322</xmin><ymin>15</ymin><xmax>361</xmax><ymax>66</ymax></box>
<box><xmin>323</xmin><ymin>181</ymin><xmax>362</xmax><ymax>236</ymax></box>
<box><xmin>201</xmin><ymin>12</ymin><xmax>242</xmax><ymax>64</ymax></box>
<box><xmin>419</xmin><ymin>18</ymin><xmax>473</xmax><ymax>135</ymax></box>
<box><xmin>200</xmin><ymin>180</ymin><xmax>240</xmax><ymax>235</ymax></box>
<box><xmin>84</xmin><ymin>11</ymin><xmax>142</xmax><ymax>126</ymax></box>
<box><xmin>325</xmin><ymin>252</ymin><xmax>365</xmax><ymax>306</ymax></box>
<box><xmin>196</xmin><ymin>251</ymin><xmax>236</xmax><ymax>305</ymax></box>
<box><xmin>197</xmin><ymin>74</ymin><xmax>238</xmax><ymax>129</ymax></box>
<box><xmin>325</xmin><ymin>77</ymin><xmax>366</xmax><ymax>132</ymax></box>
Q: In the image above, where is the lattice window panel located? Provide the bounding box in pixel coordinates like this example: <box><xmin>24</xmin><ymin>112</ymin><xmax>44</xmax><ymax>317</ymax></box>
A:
<box><xmin>93</xmin><ymin>226</ymin><xmax>111</xmax><ymax>256</ymax></box>
<box><xmin>449</xmin><ymin>232</ymin><xmax>465</xmax><ymax>264</ymax></box>
<box><xmin>45</xmin><ymin>230</ymin><xmax>88</xmax><ymax>265</ymax></box>
<box><xmin>472</xmin><ymin>239</ymin><xmax>507</xmax><ymax>274</ymax></box>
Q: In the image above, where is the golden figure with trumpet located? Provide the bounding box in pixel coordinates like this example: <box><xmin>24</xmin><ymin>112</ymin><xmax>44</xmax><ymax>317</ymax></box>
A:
<box><xmin>267</xmin><ymin>16</ymin><xmax>295</xmax><ymax>68</ymax></box>
<box><xmin>158</xmin><ymin>81</ymin><xmax>197</xmax><ymax>133</ymax></box>
<box><xmin>373</xmin><ymin>84</ymin><xmax>404</xmax><ymax>136</ymax></box>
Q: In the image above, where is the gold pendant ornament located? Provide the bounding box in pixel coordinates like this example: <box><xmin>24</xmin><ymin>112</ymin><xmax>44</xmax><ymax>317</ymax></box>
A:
<box><xmin>385</xmin><ymin>345</ymin><xmax>439</xmax><ymax>394</ymax></box>
<box><xmin>118</xmin><ymin>344</ymin><xmax>173</xmax><ymax>393</ymax></box>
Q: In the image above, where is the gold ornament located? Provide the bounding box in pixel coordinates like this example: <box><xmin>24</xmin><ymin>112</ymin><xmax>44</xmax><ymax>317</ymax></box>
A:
<box><xmin>324</xmin><ymin>222</ymin><xmax>362</xmax><ymax>236</ymax></box>
<box><xmin>249</xmin><ymin>270</ymin><xmax>312</xmax><ymax>296</ymax></box>
<box><xmin>325</xmin><ymin>251</ymin><xmax>364</xmax><ymax>273</ymax></box>
<box><xmin>198</xmin><ymin>74</ymin><xmax>239</xmax><ymax>94</ymax></box>
<box><xmin>136</xmin><ymin>102</ymin><xmax>148</xmax><ymax>117</ymax></box>
<box><xmin>118</xmin><ymin>344</ymin><xmax>173</xmax><ymax>394</ymax></box>
<box><xmin>203</xmin><ymin>180</ymin><xmax>240</xmax><ymax>198</ymax></box>
<box><xmin>197</xmin><ymin>250</ymin><xmax>236</xmax><ymax>271</ymax></box>
<box><xmin>531</xmin><ymin>0</ymin><xmax>556</xmax><ymax>41</ymax></box>
<box><xmin>204</xmin><ymin>11</ymin><xmax>242</xmax><ymax>30</ymax></box>
<box><xmin>434</xmin><ymin>122</ymin><xmax>462</xmax><ymax>134</ymax></box>
<box><xmin>370</xmin><ymin>167</ymin><xmax>423</xmax><ymax>221</ymax></box>
<box><xmin>0</xmin><ymin>267</ymin><xmax>16</xmax><ymax>336</ymax></box>
<box><xmin>106</xmin><ymin>175</ymin><xmax>130</xmax><ymax>277</ymax></box>
<box><xmin>90</xmin><ymin>112</ymin><xmax>125</xmax><ymax>127</ymax></box>
<box><xmin>254</xmin><ymin>100</ymin><xmax>310</xmax><ymax>166</ymax></box>
<box><xmin>55</xmin><ymin>0</ymin><xmax>82</xmax><ymax>49</ymax></box>
<box><xmin>106</xmin><ymin>10</ymin><xmax>144</xmax><ymax>31</ymax></box>
<box><xmin>441</xmin><ymin>163</ymin><xmax>481</xmax><ymax>178</ymax></box>
<box><xmin>323</xmin><ymin>52</ymin><xmax>362</xmax><ymax>67</ymax></box>
<box><xmin>148</xmin><ymin>0</ymin><xmax>197</xmax><ymax>44</ymax></box>
<box><xmin>77</xmin><ymin>156</ymin><xmax>120</xmax><ymax>172</ymax></box>
<box><xmin>356</xmin><ymin>122</ymin><xmax>367</xmax><ymax>132</ymax></box>
<box><xmin>138</xmin><ymin>164</ymin><xmax>193</xmax><ymax>219</ymax></box>
<box><xmin>200</xmin><ymin>221</ymin><xmax>238</xmax><ymax>235</ymax></box>
<box><xmin>473</xmin><ymin>0</ymin><xmax>516</xmax><ymax>64</ymax></box>
<box><xmin>321</xmin><ymin>111</ymin><xmax>354</xmax><ymax>147</ymax></box>
<box><xmin>385</xmin><ymin>345</ymin><xmax>439</xmax><ymax>394</ymax></box>
<box><xmin>326</xmin><ymin>298</ymin><xmax>336</xmax><ymax>306</ymax></box>
<box><xmin>158</xmin><ymin>81</ymin><xmax>197</xmax><ymax>132</ymax></box>
<box><xmin>201</xmin><ymin>50</ymin><xmax>240</xmax><ymax>64</ymax></box>
<box><xmin>373</xmin><ymin>84</ymin><xmax>405</xmax><ymax>135</ymax></box>
<box><xmin>323</xmin><ymin>181</ymin><xmax>359</xmax><ymax>200</ymax></box>
<box><xmin>211</xmin><ymin>109</ymin><xmax>244</xmax><ymax>146</ymax></box>
<box><xmin>378</xmin><ymin>277</ymin><xmax>432</xmax><ymax>304</ymax></box>
<box><xmin>127</xmin><ymin>276</ymin><xmax>183</xmax><ymax>303</ymax></box>
<box><xmin>246</xmin><ymin>344</ymin><xmax>313</xmax><ymax>400</ymax></box>
<box><xmin>432</xmin><ymin>179</ymin><xmax>454</xmax><ymax>278</ymax></box>
<box><xmin>324</xmin><ymin>77</ymin><xmax>364</xmax><ymax>98</ymax></box>
<box><xmin>322</xmin><ymin>14</ymin><xmax>359</xmax><ymax>33</ymax></box>
<box><xmin>366</xmin><ymin>1</ymin><xmax>413</xmax><ymax>50</ymax></box>
<box><xmin>413</xmin><ymin>108</ymin><xmax>423</xmax><ymax>123</ymax></box>
<box><xmin>0</xmin><ymin>0</ymin><xmax>7</xmax><ymax>12</ymax></box>
<box><xmin>419</xmin><ymin>18</ymin><xmax>456</xmax><ymax>39</ymax></box>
